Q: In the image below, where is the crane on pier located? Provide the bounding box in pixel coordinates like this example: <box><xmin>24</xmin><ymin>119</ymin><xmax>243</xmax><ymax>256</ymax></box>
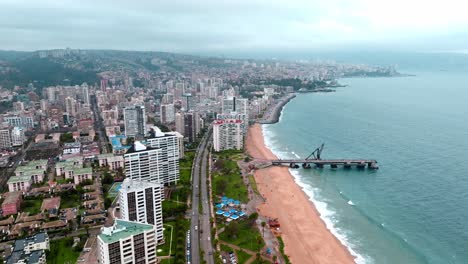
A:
<box><xmin>305</xmin><ymin>143</ymin><xmax>325</xmax><ymax>160</ymax></box>
<box><xmin>289</xmin><ymin>144</ymin><xmax>325</xmax><ymax>169</ymax></box>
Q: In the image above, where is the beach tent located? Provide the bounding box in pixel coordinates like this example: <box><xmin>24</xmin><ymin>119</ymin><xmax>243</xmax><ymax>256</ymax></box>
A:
<box><xmin>234</xmin><ymin>200</ymin><xmax>241</xmax><ymax>205</ymax></box>
<box><xmin>221</xmin><ymin>196</ymin><xmax>228</xmax><ymax>201</ymax></box>
<box><xmin>230</xmin><ymin>214</ymin><xmax>239</xmax><ymax>220</ymax></box>
<box><xmin>216</xmin><ymin>203</ymin><xmax>224</xmax><ymax>209</ymax></box>
<box><xmin>216</xmin><ymin>210</ymin><xmax>224</xmax><ymax>215</ymax></box>
<box><xmin>238</xmin><ymin>211</ymin><xmax>246</xmax><ymax>217</ymax></box>
<box><xmin>223</xmin><ymin>212</ymin><xmax>231</xmax><ymax>218</ymax></box>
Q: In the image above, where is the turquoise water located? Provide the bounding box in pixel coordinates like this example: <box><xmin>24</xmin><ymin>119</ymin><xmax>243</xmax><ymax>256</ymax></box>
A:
<box><xmin>263</xmin><ymin>70</ymin><xmax>468</xmax><ymax>264</ymax></box>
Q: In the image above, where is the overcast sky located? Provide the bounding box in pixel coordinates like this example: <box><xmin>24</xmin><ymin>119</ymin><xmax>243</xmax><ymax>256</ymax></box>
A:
<box><xmin>1</xmin><ymin>0</ymin><xmax>468</xmax><ymax>55</ymax></box>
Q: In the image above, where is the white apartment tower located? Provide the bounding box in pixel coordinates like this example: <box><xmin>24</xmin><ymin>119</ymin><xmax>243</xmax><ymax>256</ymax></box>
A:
<box><xmin>98</xmin><ymin>219</ymin><xmax>157</xmax><ymax>264</ymax></box>
<box><xmin>119</xmin><ymin>178</ymin><xmax>164</xmax><ymax>243</ymax></box>
<box><xmin>213</xmin><ymin>119</ymin><xmax>245</xmax><ymax>152</ymax></box>
<box><xmin>124</xmin><ymin>142</ymin><xmax>163</xmax><ymax>184</ymax></box>
<box><xmin>124</xmin><ymin>105</ymin><xmax>147</xmax><ymax>138</ymax></box>
<box><xmin>146</xmin><ymin>129</ymin><xmax>180</xmax><ymax>184</ymax></box>
<box><xmin>124</xmin><ymin>139</ymin><xmax>180</xmax><ymax>185</ymax></box>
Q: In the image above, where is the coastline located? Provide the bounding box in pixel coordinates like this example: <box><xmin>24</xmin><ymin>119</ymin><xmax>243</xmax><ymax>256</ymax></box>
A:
<box><xmin>259</xmin><ymin>93</ymin><xmax>296</xmax><ymax>124</ymax></box>
<box><xmin>246</xmin><ymin>124</ymin><xmax>356</xmax><ymax>264</ymax></box>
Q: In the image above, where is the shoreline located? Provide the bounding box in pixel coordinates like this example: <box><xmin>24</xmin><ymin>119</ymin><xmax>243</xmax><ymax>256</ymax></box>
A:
<box><xmin>259</xmin><ymin>93</ymin><xmax>296</xmax><ymax>124</ymax></box>
<box><xmin>246</xmin><ymin>124</ymin><xmax>356</xmax><ymax>264</ymax></box>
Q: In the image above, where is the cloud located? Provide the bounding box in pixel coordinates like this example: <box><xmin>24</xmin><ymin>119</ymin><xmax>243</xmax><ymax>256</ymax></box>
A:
<box><xmin>0</xmin><ymin>0</ymin><xmax>467</xmax><ymax>53</ymax></box>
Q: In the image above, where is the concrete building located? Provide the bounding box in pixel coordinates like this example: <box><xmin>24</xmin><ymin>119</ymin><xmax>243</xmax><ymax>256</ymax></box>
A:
<box><xmin>146</xmin><ymin>128</ymin><xmax>180</xmax><ymax>184</ymax></box>
<box><xmin>184</xmin><ymin>111</ymin><xmax>200</xmax><ymax>143</ymax></box>
<box><xmin>97</xmin><ymin>154</ymin><xmax>125</xmax><ymax>171</ymax></box>
<box><xmin>124</xmin><ymin>105</ymin><xmax>147</xmax><ymax>138</ymax></box>
<box><xmin>0</xmin><ymin>128</ymin><xmax>12</xmax><ymax>148</ymax></box>
<box><xmin>124</xmin><ymin>142</ymin><xmax>164</xmax><ymax>184</ymax></box>
<box><xmin>119</xmin><ymin>179</ymin><xmax>164</xmax><ymax>243</ymax></box>
<box><xmin>124</xmin><ymin>139</ymin><xmax>179</xmax><ymax>185</ymax></box>
<box><xmin>166</xmin><ymin>131</ymin><xmax>184</xmax><ymax>159</ymax></box>
<box><xmin>6</xmin><ymin>232</ymin><xmax>49</xmax><ymax>264</ymax></box>
<box><xmin>97</xmin><ymin>219</ymin><xmax>157</xmax><ymax>264</ymax></box>
<box><xmin>159</xmin><ymin>104</ymin><xmax>175</xmax><ymax>124</ymax></box>
<box><xmin>175</xmin><ymin>112</ymin><xmax>184</xmax><ymax>136</ymax></box>
<box><xmin>213</xmin><ymin>119</ymin><xmax>244</xmax><ymax>152</ymax></box>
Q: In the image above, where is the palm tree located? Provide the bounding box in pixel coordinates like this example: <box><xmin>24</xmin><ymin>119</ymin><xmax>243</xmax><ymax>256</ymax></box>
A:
<box><xmin>261</xmin><ymin>221</ymin><xmax>266</xmax><ymax>237</ymax></box>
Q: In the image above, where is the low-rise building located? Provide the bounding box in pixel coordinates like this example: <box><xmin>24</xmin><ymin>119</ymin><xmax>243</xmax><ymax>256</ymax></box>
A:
<box><xmin>6</xmin><ymin>232</ymin><xmax>49</xmax><ymax>264</ymax></box>
<box><xmin>1</xmin><ymin>192</ymin><xmax>22</xmax><ymax>216</ymax></box>
<box><xmin>97</xmin><ymin>154</ymin><xmax>125</xmax><ymax>170</ymax></box>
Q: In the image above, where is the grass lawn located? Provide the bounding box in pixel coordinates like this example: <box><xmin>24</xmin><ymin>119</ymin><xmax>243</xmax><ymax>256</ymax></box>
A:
<box><xmin>212</xmin><ymin>151</ymin><xmax>249</xmax><ymax>203</ymax></box>
<box><xmin>179</xmin><ymin>151</ymin><xmax>195</xmax><ymax>186</ymax></box>
<box><xmin>219</xmin><ymin>219</ymin><xmax>264</xmax><ymax>252</ymax></box>
<box><xmin>220</xmin><ymin>243</ymin><xmax>234</xmax><ymax>253</ymax></box>
<box><xmin>159</xmin><ymin>258</ymin><xmax>174</xmax><ymax>264</ymax></box>
<box><xmin>248</xmin><ymin>175</ymin><xmax>260</xmax><ymax>195</ymax></box>
<box><xmin>46</xmin><ymin>237</ymin><xmax>80</xmax><ymax>264</ymax></box>
<box><xmin>21</xmin><ymin>199</ymin><xmax>42</xmax><ymax>214</ymax></box>
<box><xmin>236</xmin><ymin>249</ymin><xmax>252</xmax><ymax>264</ymax></box>
<box><xmin>157</xmin><ymin>222</ymin><xmax>176</xmax><ymax>257</ymax></box>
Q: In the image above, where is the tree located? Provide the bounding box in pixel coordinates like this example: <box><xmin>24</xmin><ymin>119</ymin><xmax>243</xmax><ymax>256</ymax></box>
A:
<box><xmin>224</xmin><ymin>221</ymin><xmax>239</xmax><ymax>239</ymax></box>
<box><xmin>261</xmin><ymin>221</ymin><xmax>266</xmax><ymax>237</ymax></box>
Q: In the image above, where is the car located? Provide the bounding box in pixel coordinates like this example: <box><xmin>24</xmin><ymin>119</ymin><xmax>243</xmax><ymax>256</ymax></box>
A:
<box><xmin>195</xmin><ymin>225</ymin><xmax>198</xmax><ymax>231</ymax></box>
<box><xmin>186</xmin><ymin>250</ymin><xmax>190</xmax><ymax>255</ymax></box>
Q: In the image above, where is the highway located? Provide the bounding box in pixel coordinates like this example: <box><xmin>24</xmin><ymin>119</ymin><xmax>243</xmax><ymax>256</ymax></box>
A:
<box><xmin>190</xmin><ymin>128</ymin><xmax>214</xmax><ymax>264</ymax></box>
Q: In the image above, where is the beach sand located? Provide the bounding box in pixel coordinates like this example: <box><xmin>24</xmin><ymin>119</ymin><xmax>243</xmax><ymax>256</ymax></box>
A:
<box><xmin>246</xmin><ymin>123</ymin><xmax>355</xmax><ymax>264</ymax></box>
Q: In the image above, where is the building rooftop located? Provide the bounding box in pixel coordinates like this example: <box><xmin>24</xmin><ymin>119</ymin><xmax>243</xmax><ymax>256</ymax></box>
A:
<box><xmin>120</xmin><ymin>178</ymin><xmax>161</xmax><ymax>193</ymax></box>
<box><xmin>12</xmin><ymin>232</ymin><xmax>48</xmax><ymax>252</ymax></box>
<box><xmin>98</xmin><ymin>219</ymin><xmax>153</xmax><ymax>244</ymax></box>
<box><xmin>2</xmin><ymin>191</ymin><xmax>21</xmax><ymax>205</ymax></box>
<box><xmin>7</xmin><ymin>175</ymin><xmax>32</xmax><ymax>184</ymax></box>
<box><xmin>73</xmin><ymin>167</ymin><xmax>92</xmax><ymax>175</ymax></box>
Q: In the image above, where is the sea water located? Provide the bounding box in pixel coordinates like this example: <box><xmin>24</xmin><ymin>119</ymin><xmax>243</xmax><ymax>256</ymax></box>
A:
<box><xmin>262</xmin><ymin>66</ymin><xmax>468</xmax><ymax>263</ymax></box>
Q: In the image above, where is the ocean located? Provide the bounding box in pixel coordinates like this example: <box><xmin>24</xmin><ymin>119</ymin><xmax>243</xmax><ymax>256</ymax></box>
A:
<box><xmin>262</xmin><ymin>64</ymin><xmax>468</xmax><ymax>263</ymax></box>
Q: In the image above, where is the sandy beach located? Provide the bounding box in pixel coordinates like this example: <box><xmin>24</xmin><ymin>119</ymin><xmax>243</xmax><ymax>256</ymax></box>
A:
<box><xmin>246</xmin><ymin>124</ymin><xmax>355</xmax><ymax>264</ymax></box>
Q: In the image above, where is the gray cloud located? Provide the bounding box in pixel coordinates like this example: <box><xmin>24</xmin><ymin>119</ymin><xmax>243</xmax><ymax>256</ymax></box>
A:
<box><xmin>0</xmin><ymin>0</ymin><xmax>467</xmax><ymax>54</ymax></box>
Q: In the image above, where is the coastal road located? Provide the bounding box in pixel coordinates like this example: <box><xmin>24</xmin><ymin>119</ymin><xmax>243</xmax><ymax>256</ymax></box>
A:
<box><xmin>200</xmin><ymin>129</ymin><xmax>214</xmax><ymax>264</ymax></box>
<box><xmin>190</xmin><ymin>127</ymin><xmax>214</xmax><ymax>264</ymax></box>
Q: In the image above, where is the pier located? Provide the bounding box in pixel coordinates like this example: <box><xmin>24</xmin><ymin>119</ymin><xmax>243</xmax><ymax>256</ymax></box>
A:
<box><xmin>270</xmin><ymin>144</ymin><xmax>379</xmax><ymax>170</ymax></box>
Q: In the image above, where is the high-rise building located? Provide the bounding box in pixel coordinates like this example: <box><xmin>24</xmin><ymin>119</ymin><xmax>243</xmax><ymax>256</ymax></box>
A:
<box><xmin>160</xmin><ymin>104</ymin><xmax>175</xmax><ymax>124</ymax></box>
<box><xmin>98</xmin><ymin>219</ymin><xmax>157</xmax><ymax>264</ymax></box>
<box><xmin>175</xmin><ymin>112</ymin><xmax>184</xmax><ymax>136</ymax></box>
<box><xmin>124</xmin><ymin>142</ymin><xmax>163</xmax><ymax>184</ymax></box>
<box><xmin>222</xmin><ymin>97</ymin><xmax>248</xmax><ymax>116</ymax></box>
<box><xmin>184</xmin><ymin>111</ymin><xmax>199</xmax><ymax>143</ymax></box>
<box><xmin>213</xmin><ymin>119</ymin><xmax>244</xmax><ymax>151</ymax></box>
<box><xmin>0</xmin><ymin>129</ymin><xmax>11</xmax><ymax>148</ymax></box>
<box><xmin>166</xmin><ymin>131</ymin><xmax>185</xmax><ymax>159</ymax></box>
<box><xmin>11</xmin><ymin>127</ymin><xmax>25</xmax><ymax>146</ymax></box>
<box><xmin>119</xmin><ymin>178</ymin><xmax>164</xmax><ymax>243</ymax></box>
<box><xmin>124</xmin><ymin>135</ymin><xmax>180</xmax><ymax>185</ymax></box>
<box><xmin>221</xmin><ymin>97</ymin><xmax>248</xmax><ymax>133</ymax></box>
<box><xmin>146</xmin><ymin>130</ymin><xmax>180</xmax><ymax>184</ymax></box>
<box><xmin>65</xmin><ymin>97</ymin><xmax>77</xmax><ymax>117</ymax></box>
<box><xmin>124</xmin><ymin>105</ymin><xmax>147</xmax><ymax>138</ymax></box>
<box><xmin>81</xmin><ymin>83</ymin><xmax>90</xmax><ymax>105</ymax></box>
